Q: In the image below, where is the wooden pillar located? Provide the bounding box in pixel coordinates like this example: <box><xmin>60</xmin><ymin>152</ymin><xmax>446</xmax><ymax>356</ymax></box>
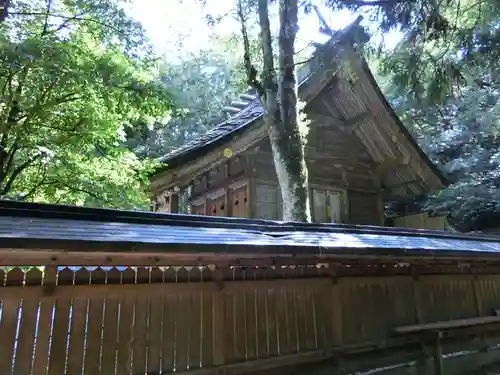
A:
<box><xmin>432</xmin><ymin>331</ymin><xmax>444</xmax><ymax>375</ymax></box>
<box><xmin>472</xmin><ymin>273</ymin><xmax>487</xmax><ymax>350</ymax></box>
<box><xmin>411</xmin><ymin>269</ymin><xmax>423</xmax><ymax>324</ymax></box>
<box><xmin>329</xmin><ymin>265</ymin><xmax>343</xmax><ymax>346</ymax></box>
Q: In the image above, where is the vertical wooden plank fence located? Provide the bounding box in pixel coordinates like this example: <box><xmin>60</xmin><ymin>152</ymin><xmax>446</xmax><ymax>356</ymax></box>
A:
<box><xmin>2</xmin><ymin>264</ymin><xmax>500</xmax><ymax>375</ymax></box>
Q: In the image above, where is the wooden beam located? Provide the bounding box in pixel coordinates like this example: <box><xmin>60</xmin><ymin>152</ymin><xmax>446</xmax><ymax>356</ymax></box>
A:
<box><xmin>183</xmin><ymin>348</ymin><xmax>334</xmax><ymax>375</ymax></box>
<box><xmin>384</xmin><ymin>179</ymin><xmax>423</xmax><ymax>190</ymax></box>
<box><xmin>5</xmin><ymin>248</ymin><xmax>500</xmax><ymax>268</ymax></box>
<box><xmin>309</xmin><ymin>114</ymin><xmax>349</xmax><ymax>128</ymax></box>
<box><xmin>375</xmin><ymin>158</ymin><xmax>403</xmax><ymax>179</ymax></box>
<box><xmin>0</xmin><ymin>278</ymin><xmax>328</xmax><ymax>301</ymax></box>
<box><xmin>394</xmin><ymin>316</ymin><xmax>500</xmax><ymax>334</ymax></box>
<box><xmin>311</xmin><ymin>111</ymin><xmax>375</xmax><ymax>130</ymax></box>
<box><xmin>433</xmin><ymin>331</ymin><xmax>444</xmax><ymax>375</ymax></box>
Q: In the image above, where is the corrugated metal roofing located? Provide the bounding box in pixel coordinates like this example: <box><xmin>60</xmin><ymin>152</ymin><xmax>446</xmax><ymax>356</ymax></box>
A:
<box><xmin>2</xmin><ymin>215</ymin><xmax>500</xmax><ymax>254</ymax></box>
<box><xmin>1</xmin><ymin>200</ymin><xmax>500</xmax><ymax>257</ymax></box>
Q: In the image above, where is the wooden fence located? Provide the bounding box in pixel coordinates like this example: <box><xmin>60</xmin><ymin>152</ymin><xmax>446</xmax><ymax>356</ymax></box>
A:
<box><xmin>2</xmin><ymin>264</ymin><xmax>500</xmax><ymax>375</ymax></box>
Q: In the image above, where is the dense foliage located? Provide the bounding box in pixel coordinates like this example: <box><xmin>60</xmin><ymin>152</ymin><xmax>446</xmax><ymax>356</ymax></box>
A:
<box><xmin>128</xmin><ymin>36</ymin><xmax>249</xmax><ymax>158</ymax></box>
<box><xmin>340</xmin><ymin>0</ymin><xmax>500</xmax><ymax>231</ymax></box>
<box><xmin>0</xmin><ymin>0</ymin><xmax>173</xmax><ymax>209</ymax></box>
<box><xmin>377</xmin><ymin>62</ymin><xmax>500</xmax><ymax>231</ymax></box>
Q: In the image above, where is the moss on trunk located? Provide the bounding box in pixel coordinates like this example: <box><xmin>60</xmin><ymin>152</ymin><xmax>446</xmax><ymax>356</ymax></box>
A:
<box><xmin>239</xmin><ymin>0</ymin><xmax>312</xmax><ymax>222</ymax></box>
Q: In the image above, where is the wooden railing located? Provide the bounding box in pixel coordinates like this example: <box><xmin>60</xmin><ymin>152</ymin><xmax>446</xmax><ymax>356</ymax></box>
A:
<box><xmin>2</xmin><ymin>262</ymin><xmax>500</xmax><ymax>375</ymax></box>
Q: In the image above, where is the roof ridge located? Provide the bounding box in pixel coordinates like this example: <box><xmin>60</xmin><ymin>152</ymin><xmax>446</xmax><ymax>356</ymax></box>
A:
<box><xmin>4</xmin><ymin>201</ymin><xmax>500</xmax><ymax>256</ymax></box>
<box><xmin>0</xmin><ymin>199</ymin><xmax>497</xmax><ymax>243</ymax></box>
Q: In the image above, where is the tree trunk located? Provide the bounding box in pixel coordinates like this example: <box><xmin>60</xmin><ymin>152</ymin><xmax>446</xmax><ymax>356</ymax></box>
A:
<box><xmin>258</xmin><ymin>0</ymin><xmax>311</xmax><ymax>222</ymax></box>
<box><xmin>238</xmin><ymin>0</ymin><xmax>311</xmax><ymax>221</ymax></box>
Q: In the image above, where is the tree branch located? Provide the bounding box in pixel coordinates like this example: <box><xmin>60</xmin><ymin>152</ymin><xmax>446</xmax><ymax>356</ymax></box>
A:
<box><xmin>62</xmin><ymin>184</ymin><xmax>114</xmax><ymax>205</ymax></box>
<box><xmin>4</xmin><ymin>66</ymin><xmax>29</xmax><ymax>130</ymax></box>
<box><xmin>54</xmin><ymin>11</ymin><xmax>91</xmax><ymax>33</ymax></box>
<box><xmin>15</xmin><ymin>78</ymin><xmax>58</xmax><ymax>127</ymax></box>
<box><xmin>236</xmin><ymin>0</ymin><xmax>265</xmax><ymax>98</ymax></box>
<box><xmin>10</xmin><ymin>12</ymin><xmax>123</xmax><ymax>34</ymax></box>
<box><xmin>0</xmin><ymin>70</ymin><xmax>14</xmax><ymax>99</ymax></box>
<box><xmin>0</xmin><ymin>66</ymin><xmax>29</xmax><ymax>157</ymax></box>
<box><xmin>339</xmin><ymin>0</ymin><xmax>407</xmax><ymax>6</ymax></box>
<box><xmin>31</xmin><ymin>117</ymin><xmax>85</xmax><ymax>134</ymax></box>
<box><xmin>1</xmin><ymin>153</ymin><xmax>42</xmax><ymax>195</ymax></box>
<box><xmin>1</xmin><ymin>142</ymin><xmax>19</xmax><ymax>183</ymax></box>
<box><xmin>311</xmin><ymin>3</ymin><xmax>333</xmax><ymax>35</ymax></box>
<box><xmin>42</xmin><ymin>93</ymin><xmax>81</xmax><ymax>108</ymax></box>
<box><xmin>21</xmin><ymin>168</ymin><xmax>53</xmax><ymax>201</ymax></box>
<box><xmin>258</xmin><ymin>0</ymin><xmax>277</xmax><ymax>99</ymax></box>
<box><xmin>41</xmin><ymin>0</ymin><xmax>53</xmax><ymax>36</ymax></box>
<box><xmin>19</xmin><ymin>92</ymin><xmax>81</xmax><ymax>130</ymax></box>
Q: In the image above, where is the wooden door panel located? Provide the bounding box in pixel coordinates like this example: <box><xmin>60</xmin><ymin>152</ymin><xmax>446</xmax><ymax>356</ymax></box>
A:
<box><xmin>230</xmin><ymin>186</ymin><xmax>249</xmax><ymax>218</ymax></box>
<box><xmin>207</xmin><ymin>194</ymin><xmax>227</xmax><ymax>217</ymax></box>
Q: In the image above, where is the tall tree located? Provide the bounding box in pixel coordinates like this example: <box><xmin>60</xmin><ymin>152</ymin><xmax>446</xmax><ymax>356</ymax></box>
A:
<box><xmin>0</xmin><ymin>0</ymin><xmax>174</xmax><ymax>208</ymax></box>
<box><xmin>237</xmin><ymin>0</ymin><xmax>311</xmax><ymax>222</ymax></box>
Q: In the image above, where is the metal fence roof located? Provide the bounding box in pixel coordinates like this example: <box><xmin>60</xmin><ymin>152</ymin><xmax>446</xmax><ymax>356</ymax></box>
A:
<box><xmin>0</xmin><ymin>200</ymin><xmax>499</xmax><ymax>258</ymax></box>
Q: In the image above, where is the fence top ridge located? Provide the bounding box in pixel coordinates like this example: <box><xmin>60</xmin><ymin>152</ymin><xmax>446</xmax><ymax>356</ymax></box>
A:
<box><xmin>1</xmin><ymin>200</ymin><xmax>500</xmax><ymax>260</ymax></box>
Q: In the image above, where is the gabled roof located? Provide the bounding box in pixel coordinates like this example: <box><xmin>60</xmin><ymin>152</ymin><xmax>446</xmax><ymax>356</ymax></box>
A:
<box><xmin>154</xmin><ymin>17</ymin><xmax>448</xmax><ymax>197</ymax></box>
<box><xmin>157</xmin><ymin>17</ymin><xmax>365</xmax><ymax>169</ymax></box>
<box><xmin>159</xmin><ymin>98</ymin><xmax>263</xmax><ymax>166</ymax></box>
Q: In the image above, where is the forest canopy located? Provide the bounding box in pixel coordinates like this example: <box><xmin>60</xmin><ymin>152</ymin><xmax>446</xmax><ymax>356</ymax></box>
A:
<box><xmin>0</xmin><ymin>0</ymin><xmax>174</xmax><ymax>209</ymax></box>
